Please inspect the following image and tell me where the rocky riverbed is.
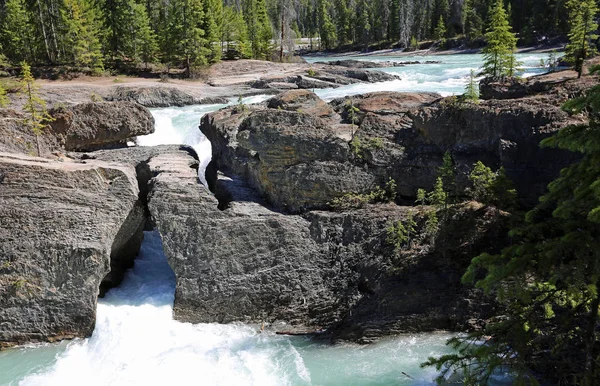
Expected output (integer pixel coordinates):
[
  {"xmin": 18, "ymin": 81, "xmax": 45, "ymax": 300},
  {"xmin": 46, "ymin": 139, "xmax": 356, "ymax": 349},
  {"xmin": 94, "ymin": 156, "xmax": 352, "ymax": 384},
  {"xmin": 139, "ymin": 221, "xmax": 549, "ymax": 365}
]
[{"xmin": 0, "ymin": 61, "xmax": 596, "ymax": 348}]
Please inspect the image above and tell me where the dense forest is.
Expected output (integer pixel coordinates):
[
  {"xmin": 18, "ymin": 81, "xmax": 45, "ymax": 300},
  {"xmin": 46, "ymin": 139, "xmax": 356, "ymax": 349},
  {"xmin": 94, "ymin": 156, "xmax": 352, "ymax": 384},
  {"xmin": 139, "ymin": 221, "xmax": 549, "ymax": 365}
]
[{"xmin": 0, "ymin": 0, "xmax": 597, "ymax": 74}]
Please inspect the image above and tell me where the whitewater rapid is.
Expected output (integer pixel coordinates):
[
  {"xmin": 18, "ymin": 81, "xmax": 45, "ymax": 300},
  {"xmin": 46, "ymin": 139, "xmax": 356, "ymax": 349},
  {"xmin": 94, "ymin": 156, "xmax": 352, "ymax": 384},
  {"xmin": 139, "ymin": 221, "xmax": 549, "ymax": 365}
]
[{"xmin": 0, "ymin": 52, "xmax": 551, "ymax": 385}]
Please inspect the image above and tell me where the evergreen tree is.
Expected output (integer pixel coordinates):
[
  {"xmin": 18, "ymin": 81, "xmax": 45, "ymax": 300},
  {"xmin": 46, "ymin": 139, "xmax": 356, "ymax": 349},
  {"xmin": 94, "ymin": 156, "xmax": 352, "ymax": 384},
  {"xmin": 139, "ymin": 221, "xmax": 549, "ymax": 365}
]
[
  {"xmin": 317, "ymin": 0, "xmax": 337, "ymax": 50},
  {"xmin": 356, "ymin": 0, "xmax": 371, "ymax": 49},
  {"xmin": 424, "ymin": 66, "xmax": 600, "ymax": 386},
  {"xmin": 131, "ymin": 2, "xmax": 159, "ymax": 68},
  {"xmin": 1, "ymin": 0, "xmax": 34, "ymax": 63},
  {"xmin": 467, "ymin": 160, "xmax": 495, "ymax": 203},
  {"xmin": 202, "ymin": 0, "xmax": 222, "ymax": 62},
  {"xmin": 61, "ymin": 0, "xmax": 104, "ymax": 72},
  {"xmin": 462, "ymin": 0, "xmax": 482, "ymax": 40},
  {"xmin": 334, "ymin": 0, "xmax": 351, "ymax": 44},
  {"xmin": 481, "ymin": 0, "xmax": 519, "ymax": 78},
  {"xmin": 433, "ymin": 15, "xmax": 446, "ymax": 44},
  {"xmin": 464, "ymin": 69, "xmax": 479, "ymax": 102},
  {"xmin": 243, "ymin": 0, "xmax": 273, "ymax": 59},
  {"xmin": 565, "ymin": 0, "xmax": 599, "ymax": 78},
  {"xmin": 222, "ymin": 6, "xmax": 252, "ymax": 58},
  {"xmin": 19, "ymin": 62, "xmax": 53, "ymax": 156},
  {"xmin": 428, "ymin": 177, "xmax": 447, "ymax": 209}
]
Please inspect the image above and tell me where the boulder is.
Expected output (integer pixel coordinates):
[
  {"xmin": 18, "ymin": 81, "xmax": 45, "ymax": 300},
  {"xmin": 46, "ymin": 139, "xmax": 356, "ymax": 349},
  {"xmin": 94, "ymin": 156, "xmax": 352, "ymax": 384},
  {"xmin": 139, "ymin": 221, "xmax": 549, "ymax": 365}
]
[
  {"xmin": 106, "ymin": 86, "xmax": 205, "ymax": 107},
  {"xmin": 49, "ymin": 101, "xmax": 154, "ymax": 151},
  {"xmin": 145, "ymin": 147, "xmax": 499, "ymax": 336},
  {"xmin": 0, "ymin": 152, "xmax": 144, "ymax": 347},
  {"xmin": 205, "ymin": 90, "xmax": 579, "ymax": 211},
  {"xmin": 267, "ymin": 89, "xmax": 337, "ymax": 119}
]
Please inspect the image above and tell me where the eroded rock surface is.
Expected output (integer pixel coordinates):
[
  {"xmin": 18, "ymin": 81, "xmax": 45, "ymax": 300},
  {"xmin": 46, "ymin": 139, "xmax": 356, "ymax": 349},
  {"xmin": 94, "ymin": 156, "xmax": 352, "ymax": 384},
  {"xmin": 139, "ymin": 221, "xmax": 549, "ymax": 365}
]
[
  {"xmin": 204, "ymin": 90, "xmax": 578, "ymax": 211},
  {"xmin": 49, "ymin": 101, "xmax": 154, "ymax": 151},
  {"xmin": 0, "ymin": 152, "xmax": 144, "ymax": 347}
]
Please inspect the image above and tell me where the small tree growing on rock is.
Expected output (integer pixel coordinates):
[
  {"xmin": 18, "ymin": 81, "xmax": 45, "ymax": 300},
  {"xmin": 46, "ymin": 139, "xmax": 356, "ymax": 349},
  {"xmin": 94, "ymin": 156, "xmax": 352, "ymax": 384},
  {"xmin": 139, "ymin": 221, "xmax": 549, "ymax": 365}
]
[
  {"xmin": 464, "ymin": 69, "xmax": 479, "ymax": 102},
  {"xmin": 20, "ymin": 62, "xmax": 54, "ymax": 156}
]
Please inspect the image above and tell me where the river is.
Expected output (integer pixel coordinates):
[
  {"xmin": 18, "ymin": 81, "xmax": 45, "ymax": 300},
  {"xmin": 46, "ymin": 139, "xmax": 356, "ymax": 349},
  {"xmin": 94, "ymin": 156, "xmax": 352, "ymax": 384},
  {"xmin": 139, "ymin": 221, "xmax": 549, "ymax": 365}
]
[{"xmin": 0, "ymin": 52, "xmax": 549, "ymax": 385}]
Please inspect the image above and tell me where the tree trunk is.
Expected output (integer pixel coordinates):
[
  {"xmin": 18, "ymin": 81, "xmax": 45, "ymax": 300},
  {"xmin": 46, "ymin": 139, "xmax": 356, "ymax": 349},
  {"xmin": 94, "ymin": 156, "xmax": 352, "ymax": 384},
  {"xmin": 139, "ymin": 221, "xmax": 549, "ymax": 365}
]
[{"xmin": 280, "ymin": 11, "xmax": 285, "ymax": 62}]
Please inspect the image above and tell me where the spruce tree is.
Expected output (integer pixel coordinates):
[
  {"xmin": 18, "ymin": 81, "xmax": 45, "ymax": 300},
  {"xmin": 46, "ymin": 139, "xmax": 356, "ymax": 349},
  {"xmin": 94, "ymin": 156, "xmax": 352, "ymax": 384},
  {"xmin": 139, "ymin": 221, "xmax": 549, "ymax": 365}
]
[
  {"xmin": 20, "ymin": 62, "xmax": 53, "ymax": 156},
  {"xmin": 565, "ymin": 0, "xmax": 599, "ymax": 78},
  {"xmin": 481, "ymin": 0, "xmax": 519, "ymax": 78},
  {"xmin": 2, "ymin": 0, "xmax": 34, "ymax": 63},
  {"xmin": 317, "ymin": 0, "xmax": 337, "ymax": 50},
  {"xmin": 243, "ymin": 0, "xmax": 272, "ymax": 59},
  {"xmin": 464, "ymin": 69, "xmax": 479, "ymax": 102},
  {"xmin": 433, "ymin": 15, "xmax": 446, "ymax": 45},
  {"xmin": 61, "ymin": 0, "xmax": 104, "ymax": 72},
  {"xmin": 131, "ymin": 2, "xmax": 159, "ymax": 69}
]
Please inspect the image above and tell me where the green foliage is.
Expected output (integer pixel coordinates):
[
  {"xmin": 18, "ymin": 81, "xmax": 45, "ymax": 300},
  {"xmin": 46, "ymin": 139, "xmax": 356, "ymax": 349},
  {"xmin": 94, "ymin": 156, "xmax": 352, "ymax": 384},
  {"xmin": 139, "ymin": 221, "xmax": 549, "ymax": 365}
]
[
  {"xmin": 467, "ymin": 160, "xmax": 495, "ymax": 203},
  {"xmin": 462, "ymin": 0, "xmax": 482, "ymax": 40},
  {"xmin": 416, "ymin": 188, "xmax": 427, "ymax": 206},
  {"xmin": 540, "ymin": 50, "xmax": 559, "ymax": 72},
  {"xmin": 221, "ymin": 6, "xmax": 252, "ymax": 59},
  {"xmin": 438, "ymin": 150, "xmax": 456, "ymax": 201},
  {"xmin": 434, "ymin": 16, "xmax": 446, "ymax": 46},
  {"xmin": 20, "ymin": 62, "xmax": 54, "ymax": 156},
  {"xmin": 427, "ymin": 177, "xmax": 447, "ymax": 209},
  {"xmin": 463, "ymin": 69, "xmax": 479, "ymax": 102},
  {"xmin": 410, "ymin": 36, "xmax": 418, "ymax": 51},
  {"xmin": 243, "ymin": 0, "xmax": 273, "ymax": 59},
  {"xmin": 330, "ymin": 178, "xmax": 397, "ymax": 210},
  {"xmin": 481, "ymin": 0, "xmax": 520, "ymax": 78},
  {"xmin": 2, "ymin": 0, "xmax": 33, "ymax": 63},
  {"xmin": 61, "ymin": 0, "xmax": 104, "ymax": 72},
  {"xmin": 386, "ymin": 213, "xmax": 417, "ymax": 252},
  {"xmin": 317, "ymin": 0, "xmax": 337, "ymax": 50},
  {"xmin": 350, "ymin": 136, "xmax": 384, "ymax": 159},
  {"xmin": 307, "ymin": 67, "xmax": 316, "ymax": 77},
  {"xmin": 424, "ymin": 210, "xmax": 439, "ymax": 244},
  {"xmin": 0, "ymin": 83, "xmax": 8, "ymax": 107},
  {"xmin": 565, "ymin": 0, "xmax": 599, "ymax": 78},
  {"xmin": 424, "ymin": 69, "xmax": 600, "ymax": 386}
]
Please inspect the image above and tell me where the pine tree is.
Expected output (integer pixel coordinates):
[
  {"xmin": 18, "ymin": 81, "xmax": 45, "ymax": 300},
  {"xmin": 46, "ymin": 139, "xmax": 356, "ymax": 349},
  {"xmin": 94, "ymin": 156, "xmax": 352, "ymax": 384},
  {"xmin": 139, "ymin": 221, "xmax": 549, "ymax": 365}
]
[
  {"xmin": 462, "ymin": 0, "xmax": 482, "ymax": 40},
  {"xmin": 202, "ymin": 0, "xmax": 222, "ymax": 63},
  {"xmin": 334, "ymin": 0, "xmax": 351, "ymax": 44},
  {"xmin": 19, "ymin": 62, "xmax": 53, "ymax": 156},
  {"xmin": 61, "ymin": 0, "xmax": 104, "ymax": 72},
  {"xmin": 424, "ymin": 66, "xmax": 600, "ymax": 386},
  {"xmin": 481, "ymin": 0, "xmax": 519, "ymax": 78},
  {"xmin": 130, "ymin": 1, "xmax": 158, "ymax": 68},
  {"xmin": 438, "ymin": 150, "xmax": 456, "ymax": 201},
  {"xmin": 2, "ymin": 0, "xmax": 34, "ymax": 63},
  {"xmin": 243, "ymin": 0, "xmax": 272, "ymax": 59},
  {"xmin": 467, "ymin": 160, "xmax": 495, "ymax": 203},
  {"xmin": 317, "ymin": 0, "xmax": 337, "ymax": 50},
  {"xmin": 565, "ymin": 0, "xmax": 599, "ymax": 78},
  {"xmin": 464, "ymin": 69, "xmax": 479, "ymax": 102},
  {"xmin": 427, "ymin": 177, "xmax": 447, "ymax": 209},
  {"xmin": 433, "ymin": 15, "xmax": 446, "ymax": 45}
]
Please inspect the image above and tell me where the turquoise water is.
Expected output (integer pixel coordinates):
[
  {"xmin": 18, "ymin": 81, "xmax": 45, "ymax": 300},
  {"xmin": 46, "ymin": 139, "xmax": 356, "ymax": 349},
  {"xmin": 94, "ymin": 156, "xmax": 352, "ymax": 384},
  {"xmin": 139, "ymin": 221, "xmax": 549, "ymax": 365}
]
[
  {"xmin": 305, "ymin": 52, "xmax": 553, "ymax": 98},
  {"xmin": 0, "ymin": 53, "xmax": 544, "ymax": 385},
  {"xmin": 1, "ymin": 232, "xmax": 455, "ymax": 386}
]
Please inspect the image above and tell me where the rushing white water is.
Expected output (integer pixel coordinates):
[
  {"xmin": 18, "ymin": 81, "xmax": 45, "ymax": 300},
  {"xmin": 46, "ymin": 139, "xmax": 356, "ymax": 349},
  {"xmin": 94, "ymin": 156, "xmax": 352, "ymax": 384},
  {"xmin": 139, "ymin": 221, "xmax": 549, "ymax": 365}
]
[
  {"xmin": 1, "ymin": 231, "xmax": 455, "ymax": 386},
  {"xmin": 305, "ymin": 52, "xmax": 553, "ymax": 99},
  {"xmin": 1, "ymin": 53, "xmax": 551, "ymax": 385}
]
